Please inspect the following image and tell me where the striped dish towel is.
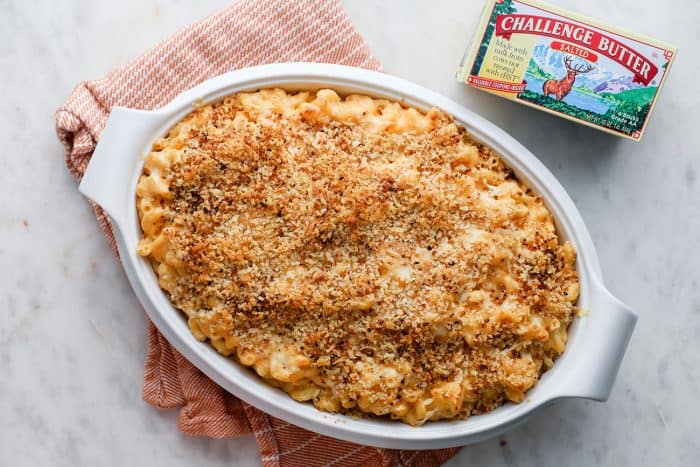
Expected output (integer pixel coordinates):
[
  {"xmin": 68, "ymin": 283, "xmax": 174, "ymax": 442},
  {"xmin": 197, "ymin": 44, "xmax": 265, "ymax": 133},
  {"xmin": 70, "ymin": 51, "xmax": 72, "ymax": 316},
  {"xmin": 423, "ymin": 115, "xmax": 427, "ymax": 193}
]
[{"xmin": 55, "ymin": 0, "xmax": 462, "ymax": 465}]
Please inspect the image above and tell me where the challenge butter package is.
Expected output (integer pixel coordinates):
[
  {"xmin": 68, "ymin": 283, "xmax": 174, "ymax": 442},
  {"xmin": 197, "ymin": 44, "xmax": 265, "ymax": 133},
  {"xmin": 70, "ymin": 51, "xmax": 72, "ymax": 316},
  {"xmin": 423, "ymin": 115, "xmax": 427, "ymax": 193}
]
[{"xmin": 457, "ymin": 0, "xmax": 677, "ymax": 141}]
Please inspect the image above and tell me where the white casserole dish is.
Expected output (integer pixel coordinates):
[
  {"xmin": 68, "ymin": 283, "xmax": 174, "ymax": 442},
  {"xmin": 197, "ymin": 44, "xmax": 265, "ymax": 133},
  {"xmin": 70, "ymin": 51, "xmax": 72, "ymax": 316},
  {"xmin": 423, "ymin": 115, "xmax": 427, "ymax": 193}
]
[{"xmin": 79, "ymin": 63, "xmax": 637, "ymax": 449}]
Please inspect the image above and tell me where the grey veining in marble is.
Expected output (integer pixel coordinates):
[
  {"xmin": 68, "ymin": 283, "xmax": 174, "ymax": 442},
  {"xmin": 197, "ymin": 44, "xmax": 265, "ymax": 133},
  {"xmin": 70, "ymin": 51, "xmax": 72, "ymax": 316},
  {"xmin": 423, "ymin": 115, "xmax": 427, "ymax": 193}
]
[{"xmin": 1, "ymin": 0, "xmax": 697, "ymax": 466}]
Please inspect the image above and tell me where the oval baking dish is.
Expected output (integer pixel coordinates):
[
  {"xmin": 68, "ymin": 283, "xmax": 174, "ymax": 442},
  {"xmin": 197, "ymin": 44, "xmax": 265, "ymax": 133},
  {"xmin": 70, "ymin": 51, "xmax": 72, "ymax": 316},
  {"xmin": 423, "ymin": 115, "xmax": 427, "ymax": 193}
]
[{"xmin": 79, "ymin": 63, "xmax": 637, "ymax": 449}]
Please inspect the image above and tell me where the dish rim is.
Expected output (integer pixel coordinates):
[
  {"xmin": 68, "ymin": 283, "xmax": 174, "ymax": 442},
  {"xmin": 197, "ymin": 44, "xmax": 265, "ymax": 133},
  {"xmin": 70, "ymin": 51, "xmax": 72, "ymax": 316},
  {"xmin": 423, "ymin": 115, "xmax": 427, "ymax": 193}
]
[{"xmin": 78, "ymin": 62, "xmax": 636, "ymax": 449}]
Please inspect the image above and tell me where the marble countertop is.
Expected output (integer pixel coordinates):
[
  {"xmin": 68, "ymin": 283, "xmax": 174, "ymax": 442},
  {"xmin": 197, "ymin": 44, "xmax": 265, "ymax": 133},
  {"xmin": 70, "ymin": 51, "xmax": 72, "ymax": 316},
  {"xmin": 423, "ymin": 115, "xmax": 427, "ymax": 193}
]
[{"xmin": 2, "ymin": 0, "xmax": 697, "ymax": 465}]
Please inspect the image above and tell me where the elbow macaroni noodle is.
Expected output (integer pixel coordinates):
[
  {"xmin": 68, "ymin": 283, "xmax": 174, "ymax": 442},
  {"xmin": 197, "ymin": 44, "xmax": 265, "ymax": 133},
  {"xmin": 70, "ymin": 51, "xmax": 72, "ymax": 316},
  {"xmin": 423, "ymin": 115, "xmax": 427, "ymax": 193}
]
[{"xmin": 136, "ymin": 88, "xmax": 579, "ymax": 425}]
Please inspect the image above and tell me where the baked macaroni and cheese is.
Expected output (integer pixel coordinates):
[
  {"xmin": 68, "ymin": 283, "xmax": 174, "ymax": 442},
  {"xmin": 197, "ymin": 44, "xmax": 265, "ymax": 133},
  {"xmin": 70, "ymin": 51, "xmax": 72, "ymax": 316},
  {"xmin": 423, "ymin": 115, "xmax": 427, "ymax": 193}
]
[{"xmin": 136, "ymin": 88, "xmax": 579, "ymax": 426}]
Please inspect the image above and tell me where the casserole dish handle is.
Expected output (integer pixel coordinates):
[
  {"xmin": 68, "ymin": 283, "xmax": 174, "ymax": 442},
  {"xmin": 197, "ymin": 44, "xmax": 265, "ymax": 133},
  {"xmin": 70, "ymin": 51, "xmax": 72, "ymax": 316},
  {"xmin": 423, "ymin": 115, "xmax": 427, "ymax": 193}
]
[
  {"xmin": 79, "ymin": 107, "xmax": 163, "ymax": 225},
  {"xmin": 560, "ymin": 280, "xmax": 637, "ymax": 401}
]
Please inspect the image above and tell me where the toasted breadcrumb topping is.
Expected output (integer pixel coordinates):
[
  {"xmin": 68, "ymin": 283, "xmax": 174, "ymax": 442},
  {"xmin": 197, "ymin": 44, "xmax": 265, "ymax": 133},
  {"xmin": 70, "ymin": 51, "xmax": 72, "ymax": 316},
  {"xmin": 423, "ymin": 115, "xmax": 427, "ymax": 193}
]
[{"xmin": 136, "ymin": 89, "xmax": 579, "ymax": 425}]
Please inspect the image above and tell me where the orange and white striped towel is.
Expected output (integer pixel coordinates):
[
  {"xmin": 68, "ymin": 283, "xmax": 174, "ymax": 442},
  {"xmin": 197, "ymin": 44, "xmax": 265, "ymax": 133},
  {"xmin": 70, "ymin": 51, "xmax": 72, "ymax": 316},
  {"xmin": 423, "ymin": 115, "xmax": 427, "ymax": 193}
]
[{"xmin": 55, "ymin": 1, "xmax": 462, "ymax": 465}]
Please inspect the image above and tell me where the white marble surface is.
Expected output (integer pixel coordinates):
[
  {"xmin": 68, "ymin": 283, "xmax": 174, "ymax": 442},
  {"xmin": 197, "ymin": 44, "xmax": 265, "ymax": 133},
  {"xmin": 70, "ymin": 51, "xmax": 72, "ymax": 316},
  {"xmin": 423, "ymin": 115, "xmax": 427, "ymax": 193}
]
[{"xmin": 1, "ymin": 0, "xmax": 698, "ymax": 465}]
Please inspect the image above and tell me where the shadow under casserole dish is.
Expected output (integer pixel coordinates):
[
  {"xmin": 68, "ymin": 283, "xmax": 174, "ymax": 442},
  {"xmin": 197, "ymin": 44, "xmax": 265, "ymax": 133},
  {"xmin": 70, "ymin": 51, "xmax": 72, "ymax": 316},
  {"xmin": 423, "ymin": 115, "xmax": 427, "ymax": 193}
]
[{"xmin": 136, "ymin": 88, "xmax": 579, "ymax": 426}]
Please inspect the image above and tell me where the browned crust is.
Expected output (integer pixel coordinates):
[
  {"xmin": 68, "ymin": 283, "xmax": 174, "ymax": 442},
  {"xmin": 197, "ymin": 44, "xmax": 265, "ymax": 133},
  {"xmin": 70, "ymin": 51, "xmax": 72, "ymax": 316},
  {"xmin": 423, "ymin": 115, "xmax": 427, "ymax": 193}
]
[{"xmin": 136, "ymin": 89, "xmax": 579, "ymax": 425}]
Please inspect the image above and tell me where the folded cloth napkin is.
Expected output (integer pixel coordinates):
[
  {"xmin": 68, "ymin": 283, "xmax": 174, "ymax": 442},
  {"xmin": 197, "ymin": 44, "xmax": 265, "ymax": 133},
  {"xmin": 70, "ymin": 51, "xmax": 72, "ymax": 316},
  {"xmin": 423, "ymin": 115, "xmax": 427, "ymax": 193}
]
[{"xmin": 56, "ymin": 1, "xmax": 462, "ymax": 465}]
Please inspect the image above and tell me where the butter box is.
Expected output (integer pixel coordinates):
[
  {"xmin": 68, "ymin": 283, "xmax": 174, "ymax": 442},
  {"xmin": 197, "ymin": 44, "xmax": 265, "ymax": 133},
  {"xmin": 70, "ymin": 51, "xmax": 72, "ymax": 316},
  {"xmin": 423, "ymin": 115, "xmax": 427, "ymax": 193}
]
[{"xmin": 457, "ymin": 0, "xmax": 677, "ymax": 141}]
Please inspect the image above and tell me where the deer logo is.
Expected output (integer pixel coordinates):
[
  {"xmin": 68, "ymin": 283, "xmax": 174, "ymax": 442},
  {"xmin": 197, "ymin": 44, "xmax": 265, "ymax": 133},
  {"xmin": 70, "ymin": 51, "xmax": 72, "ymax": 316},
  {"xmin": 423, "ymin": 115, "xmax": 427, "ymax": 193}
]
[{"xmin": 542, "ymin": 55, "xmax": 594, "ymax": 101}]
